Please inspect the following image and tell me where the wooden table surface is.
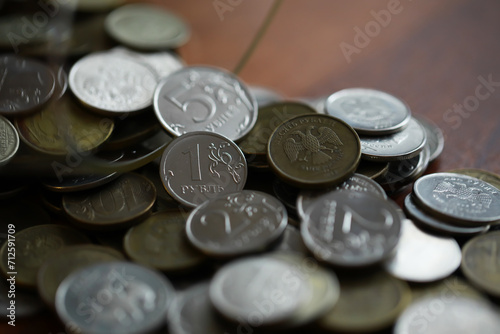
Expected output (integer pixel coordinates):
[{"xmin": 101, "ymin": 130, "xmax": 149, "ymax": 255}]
[{"xmin": 3, "ymin": 0, "xmax": 500, "ymax": 332}]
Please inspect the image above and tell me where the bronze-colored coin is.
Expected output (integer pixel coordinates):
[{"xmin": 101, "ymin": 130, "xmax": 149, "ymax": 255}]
[
  {"xmin": 62, "ymin": 173, "xmax": 156, "ymax": 231},
  {"xmin": 0, "ymin": 224, "xmax": 90, "ymax": 288},
  {"xmin": 267, "ymin": 114, "xmax": 361, "ymax": 188},
  {"xmin": 355, "ymin": 160, "xmax": 390, "ymax": 179},
  {"xmin": 37, "ymin": 244, "xmax": 124, "ymax": 308},
  {"xmin": 124, "ymin": 211, "xmax": 205, "ymax": 272},
  {"xmin": 449, "ymin": 168, "xmax": 500, "ymax": 190}
]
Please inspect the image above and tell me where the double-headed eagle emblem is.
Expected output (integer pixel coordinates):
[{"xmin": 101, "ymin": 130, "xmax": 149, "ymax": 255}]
[{"xmin": 284, "ymin": 126, "xmax": 343, "ymax": 165}]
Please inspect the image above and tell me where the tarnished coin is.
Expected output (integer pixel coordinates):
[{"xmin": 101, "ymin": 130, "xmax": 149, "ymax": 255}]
[
  {"xmin": 154, "ymin": 66, "xmax": 257, "ymax": 141},
  {"xmin": 105, "ymin": 3, "xmax": 190, "ymax": 50},
  {"xmin": 124, "ymin": 211, "xmax": 205, "ymax": 272},
  {"xmin": 384, "ymin": 219, "xmax": 461, "ymax": 282},
  {"xmin": 0, "ymin": 115, "xmax": 19, "ymax": 166},
  {"xmin": 0, "ymin": 224, "xmax": 90, "ymax": 288},
  {"xmin": 413, "ymin": 173, "xmax": 500, "ymax": 226},
  {"xmin": 319, "ymin": 271, "xmax": 411, "ymax": 332},
  {"xmin": 55, "ymin": 261, "xmax": 175, "ymax": 334},
  {"xmin": 160, "ymin": 131, "xmax": 247, "ymax": 207},
  {"xmin": 449, "ymin": 168, "xmax": 500, "ymax": 190},
  {"xmin": 42, "ymin": 172, "xmax": 119, "ymax": 193},
  {"xmin": 69, "ymin": 51, "xmax": 157, "ymax": 114},
  {"xmin": 37, "ymin": 245, "xmax": 125, "ymax": 308},
  {"xmin": 186, "ymin": 190, "xmax": 287, "ymax": 257},
  {"xmin": 355, "ymin": 160, "xmax": 390, "ymax": 179},
  {"xmin": 62, "ymin": 173, "xmax": 156, "ymax": 231},
  {"xmin": 0, "ymin": 55, "xmax": 55, "ymax": 116},
  {"xmin": 461, "ymin": 231, "xmax": 500, "ymax": 297},
  {"xmin": 325, "ymin": 88, "xmax": 411, "ymax": 135},
  {"xmin": 301, "ymin": 190, "xmax": 403, "ymax": 267},
  {"xmin": 249, "ymin": 85, "xmax": 284, "ymax": 108},
  {"xmin": 267, "ymin": 114, "xmax": 361, "ymax": 189},
  {"xmin": 414, "ymin": 114, "xmax": 444, "ymax": 162},
  {"xmin": 360, "ymin": 117, "xmax": 427, "ymax": 161}
]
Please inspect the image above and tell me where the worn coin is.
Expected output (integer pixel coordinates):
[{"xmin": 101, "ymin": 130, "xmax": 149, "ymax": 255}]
[
  {"xmin": 42, "ymin": 172, "xmax": 119, "ymax": 193},
  {"xmin": 187, "ymin": 190, "xmax": 287, "ymax": 257},
  {"xmin": 325, "ymin": 88, "xmax": 411, "ymax": 135},
  {"xmin": 414, "ymin": 114, "xmax": 444, "ymax": 162},
  {"xmin": 449, "ymin": 168, "xmax": 500, "ymax": 190},
  {"xmin": 160, "ymin": 131, "xmax": 247, "ymax": 207},
  {"xmin": 355, "ymin": 160, "xmax": 390, "ymax": 179},
  {"xmin": 0, "ymin": 115, "xmax": 19, "ymax": 166},
  {"xmin": 267, "ymin": 114, "xmax": 361, "ymax": 189},
  {"xmin": 249, "ymin": 85, "xmax": 284, "ymax": 108},
  {"xmin": 154, "ymin": 66, "xmax": 257, "ymax": 141}
]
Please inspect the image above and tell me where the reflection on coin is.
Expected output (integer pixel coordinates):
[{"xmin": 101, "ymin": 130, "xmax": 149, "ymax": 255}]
[
  {"xmin": 301, "ymin": 191, "xmax": 402, "ymax": 267},
  {"xmin": 249, "ymin": 85, "xmax": 284, "ymax": 108},
  {"xmin": 384, "ymin": 219, "xmax": 461, "ymax": 282},
  {"xmin": 42, "ymin": 172, "xmax": 119, "ymax": 193},
  {"xmin": 160, "ymin": 131, "xmax": 247, "ymax": 207},
  {"xmin": 187, "ymin": 190, "xmax": 287, "ymax": 257},
  {"xmin": 0, "ymin": 115, "xmax": 19, "ymax": 166},
  {"xmin": 267, "ymin": 114, "xmax": 361, "ymax": 189},
  {"xmin": 449, "ymin": 168, "xmax": 500, "ymax": 190},
  {"xmin": 37, "ymin": 245, "xmax": 125, "ymax": 308},
  {"xmin": 325, "ymin": 88, "xmax": 411, "ymax": 135},
  {"xmin": 461, "ymin": 231, "xmax": 500, "ymax": 297},
  {"xmin": 414, "ymin": 115, "xmax": 444, "ymax": 162},
  {"xmin": 0, "ymin": 224, "xmax": 90, "ymax": 288},
  {"xmin": 355, "ymin": 160, "xmax": 389, "ymax": 179},
  {"xmin": 55, "ymin": 261, "xmax": 175, "ymax": 334},
  {"xmin": 154, "ymin": 66, "xmax": 257, "ymax": 141}
]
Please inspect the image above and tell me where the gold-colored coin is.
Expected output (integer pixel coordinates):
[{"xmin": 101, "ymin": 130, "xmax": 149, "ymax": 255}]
[
  {"xmin": 37, "ymin": 244, "xmax": 124, "ymax": 308},
  {"xmin": 0, "ymin": 225, "xmax": 90, "ymax": 288},
  {"xmin": 449, "ymin": 168, "xmax": 500, "ymax": 190},
  {"xmin": 124, "ymin": 211, "xmax": 205, "ymax": 272},
  {"xmin": 267, "ymin": 114, "xmax": 361, "ymax": 188},
  {"xmin": 62, "ymin": 173, "xmax": 156, "ymax": 231}
]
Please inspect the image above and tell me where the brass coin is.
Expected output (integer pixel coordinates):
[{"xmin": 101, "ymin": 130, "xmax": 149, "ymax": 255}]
[
  {"xmin": 37, "ymin": 244, "xmax": 124, "ymax": 308},
  {"xmin": 124, "ymin": 211, "xmax": 205, "ymax": 272},
  {"xmin": 267, "ymin": 114, "xmax": 361, "ymax": 188},
  {"xmin": 62, "ymin": 173, "xmax": 156, "ymax": 231},
  {"xmin": 449, "ymin": 168, "xmax": 500, "ymax": 190},
  {"xmin": 0, "ymin": 224, "xmax": 90, "ymax": 288}
]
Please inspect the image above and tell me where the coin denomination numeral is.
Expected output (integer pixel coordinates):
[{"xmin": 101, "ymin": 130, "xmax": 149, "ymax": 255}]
[
  {"xmin": 183, "ymin": 144, "xmax": 202, "ymax": 181},
  {"xmin": 164, "ymin": 87, "xmax": 216, "ymax": 123},
  {"xmin": 200, "ymin": 210, "xmax": 251, "ymax": 236}
]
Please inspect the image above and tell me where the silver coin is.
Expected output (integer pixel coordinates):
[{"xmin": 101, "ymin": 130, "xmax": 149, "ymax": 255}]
[
  {"xmin": 160, "ymin": 131, "xmax": 247, "ymax": 208},
  {"xmin": 325, "ymin": 88, "xmax": 411, "ymax": 135},
  {"xmin": 301, "ymin": 190, "xmax": 403, "ymax": 267},
  {"xmin": 297, "ymin": 173, "xmax": 387, "ymax": 219},
  {"xmin": 55, "ymin": 261, "xmax": 175, "ymax": 334},
  {"xmin": 41, "ymin": 172, "xmax": 119, "ymax": 193},
  {"xmin": 249, "ymin": 85, "xmax": 284, "ymax": 108},
  {"xmin": 413, "ymin": 115, "xmax": 444, "ymax": 162},
  {"xmin": 69, "ymin": 51, "xmax": 157, "ymax": 114},
  {"xmin": 186, "ymin": 190, "xmax": 287, "ymax": 256},
  {"xmin": 154, "ymin": 66, "xmax": 257, "ymax": 141},
  {"xmin": 383, "ymin": 219, "xmax": 461, "ymax": 282},
  {"xmin": 413, "ymin": 173, "xmax": 500, "ymax": 225},
  {"xmin": 360, "ymin": 117, "xmax": 427, "ymax": 161},
  {"xmin": 0, "ymin": 115, "xmax": 19, "ymax": 166}
]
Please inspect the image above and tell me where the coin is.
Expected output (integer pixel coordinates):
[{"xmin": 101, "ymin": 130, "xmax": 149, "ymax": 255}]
[
  {"xmin": 0, "ymin": 224, "xmax": 90, "ymax": 288},
  {"xmin": 325, "ymin": 88, "xmax": 411, "ymax": 135},
  {"xmin": 186, "ymin": 190, "xmax": 287, "ymax": 257},
  {"xmin": 0, "ymin": 15, "xmax": 53, "ymax": 49},
  {"xmin": 42, "ymin": 172, "xmax": 119, "ymax": 193},
  {"xmin": 271, "ymin": 225, "xmax": 309, "ymax": 255},
  {"xmin": 0, "ymin": 55, "xmax": 55, "ymax": 116},
  {"xmin": 414, "ymin": 114, "xmax": 444, "ymax": 162},
  {"xmin": 160, "ymin": 131, "xmax": 247, "ymax": 207},
  {"xmin": 55, "ymin": 261, "xmax": 175, "ymax": 334},
  {"xmin": 62, "ymin": 173, "xmax": 156, "ymax": 231},
  {"xmin": 0, "ymin": 115, "xmax": 19, "ymax": 166},
  {"xmin": 69, "ymin": 51, "xmax": 157, "ymax": 114},
  {"xmin": 272, "ymin": 177, "xmax": 300, "ymax": 217},
  {"xmin": 105, "ymin": 3, "xmax": 190, "ymax": 50},
  {"xmin": 355, "ymin": 159, "xmax": 390, "ymax": 179},
  {"xmin": 301, "ymin": 190, "xmax": 403, "ymax": 267},
  {"xmin": 154, "ymin": 66, "xmax": 257, "ymax": 142},
  {"xmin": 449, "ymin": 168, "xmax": 500, "ymax": 190},
  {"xmin": 384, "ymin": 219, "xmax": 461, "ymax": 282},
  {"xmin": 37, "ymin": 244, "xmax": 125, "ymax": 309},
  {"xmin": 267, "ymin": 114, "xmax": 361, "ymax": 189},
  {"xmin": 461, "ymin": 231, "xmax": 500, "ymax": 297},
  {"xmin": 413, "ymin": 172, "xmax": 500, "ymax": 226},
  {"xmin": 360, "ymin": 117, "xmax": 427, "ymax": 161},
  {"xmin": 249, "ymin": 85, "xmax": 284, "ymax": 108},
  {"xmin": 409, "ymin": 276, "xmax": 485, "ymax": 302},
  {"xmin": 124, "ymin": 211, "xmax": 205, "ymax": 272}
]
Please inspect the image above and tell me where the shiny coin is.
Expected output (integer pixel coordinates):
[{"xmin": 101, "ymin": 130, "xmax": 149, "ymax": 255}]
[
  {"xmin": 62, "ymin": 173, "xmax": 156, "ymax": 231},
  {"xmin": 187, "ymin": 190, "xmax": 287, "ymax": 257},
  {"xmin": 249, "ymin": 85, "xmax": 284, "ymax": 108},
  {"xmin": 414, "ymin": 114, "xmax": 444, "ymax": 162},
  {"xmin": 154, "ymin": 66, "xmax": 257, "ymax": 141},
  {"xmin": 37, "ymin": 245, "xmax": 125, "ymax": 308},
  {"xmin": 0, "ymin": 115, "xmax": 19, "ymax": 166},
  {"xmin": 160, "ymin": 131, "xmax": 247, "ymax": 207},
  {"xmin": 55, "ymin": 261, "xmax": 175, "ymax": 334},
  {"xmin": 267, "ymin": 114, "xmax": 361, "ymax": 189},
  {"xmin": 413, "ymin": 172, "xmax": 500, "ymax": 226},
  {"xmin": 69, "ymin": 51, "xmax": 157, "ymax": 114},
  {"xmin": 449, "ymin": 168, "xmax": 500, "ymax": 190},
  {"xmin": 325, "ymin": 88, "xmax": 411, "ymax": 135},
  {"xmin": 42, "ymin": 172, "xmax": 119, "ymax": 193},
  {"xmin": 105, "ymin": 3, "xmax": 190, "ymax": 50},
  {"xmin": 301, "ymin": 190, "xmax": 403, "ymax": 267},
  {"xmin": 355, "ymin": 159, "xmax": 390, "ymax": 179},
  {"xmin": 124, "ymin": 211, "xmax": 205, "ymax": 272},
  {"xmin": 384, "ymin": 219, "xmax": 461, "ymax": 282},
  {"xmin": 0, "ymin": 224, "xmax": 90, "ymax": 288},
  {"xmin": 0, "ymin": 55, "xmax": 55, "ymax": 116},
  {"xmin": 360, "ymin": 117, "xmax": 427, "ymax": 161},
  {"xmin": 461, "ymin": 231, "xmax": 500, "ymax": 297}
]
